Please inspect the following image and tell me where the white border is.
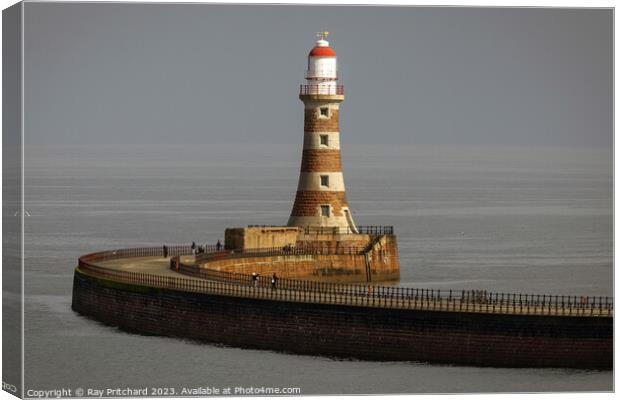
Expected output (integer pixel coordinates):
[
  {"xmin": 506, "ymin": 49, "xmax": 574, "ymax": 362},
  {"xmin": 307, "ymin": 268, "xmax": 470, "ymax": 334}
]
[{"xmin": 0, "ymin": 2, "xmax": 615, "ymax": 400}]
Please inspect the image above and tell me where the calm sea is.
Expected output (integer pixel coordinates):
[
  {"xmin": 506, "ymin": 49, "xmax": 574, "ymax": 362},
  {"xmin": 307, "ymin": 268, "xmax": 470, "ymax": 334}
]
[{"xmin": 23, "ymin": 144, "xmax": 612, "ymax": 393}]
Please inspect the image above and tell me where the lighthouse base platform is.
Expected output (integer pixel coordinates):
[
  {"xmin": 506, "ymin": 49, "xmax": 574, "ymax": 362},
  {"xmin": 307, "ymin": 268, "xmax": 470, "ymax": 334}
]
[{"xmin": 217, "ymin": 226, "xmax": 400, "ymax": 283}]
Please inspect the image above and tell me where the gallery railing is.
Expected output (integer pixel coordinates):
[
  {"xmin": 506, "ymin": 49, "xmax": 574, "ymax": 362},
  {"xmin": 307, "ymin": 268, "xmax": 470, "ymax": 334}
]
[
  {"xmin": 77, "ymin": 246, "xmax": 613, "ymax": 317},
  {"xmin": 302, "ymin": 225, "xmax": 394, "ymax": 235},
  {"xmin": 299, "ymin": 84, "xmax": 344, "ymax": 95},
  {"xmin": 246, "ymin": 225, "xmax": 395, "ymax": 235},
  {"xmin": 357, "ymin": 226, "xmax": 394, "ymax": 235}
]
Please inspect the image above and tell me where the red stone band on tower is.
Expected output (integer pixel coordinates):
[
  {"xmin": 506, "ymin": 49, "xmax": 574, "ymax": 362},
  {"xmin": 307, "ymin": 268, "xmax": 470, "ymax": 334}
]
[{"xmin": 288, "ymin": 34, "xmax": 358, "ymax": 233}]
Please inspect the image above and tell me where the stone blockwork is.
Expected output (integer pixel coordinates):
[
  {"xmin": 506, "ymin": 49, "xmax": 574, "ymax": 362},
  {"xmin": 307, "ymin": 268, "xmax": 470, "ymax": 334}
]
[
  {"xmin": 220, "ymin": 228, "xmax": 400, "ymax": 283},
  {"xmin": 201, "ymin": 248, "xmax": 398, "ymax": 283},
  {"xmin": 225, "ymin": 227, "xmax": 301, "ymax": 250},
  {"xmin": 225, "ymin": 228, "xmax": 366, "ymax": 250},
  {"xmin": 202, "ymin": 254, "xmax": 367, "ymax": 282},
  {"xmin": 300, "ymin": 150, "xmax": 342, "ymax": 172},
  {"xmin": 304, "ymin": 109, "xmax": 340, "ymax": 132},
  {"xmin": 296, "ymin": 234, "xmax": 370, "ymax": 250},
  {"xmin": 365, "ymin": 235, "xmax": 400, "ymax": 282},
  {"xmin": 72, "ymin": 270, "xmax": 613, "ymax": 369},
  {"xmin": 291, "ymin": 191, "xmax": 348, "ymax": 217}
]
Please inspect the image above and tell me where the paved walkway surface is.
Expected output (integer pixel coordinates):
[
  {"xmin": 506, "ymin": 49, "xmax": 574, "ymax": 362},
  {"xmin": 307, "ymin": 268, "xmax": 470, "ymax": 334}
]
[
  {"xmin": 87, "ymin": 256, "xmax": 612, "ymax": 317},
  {"xmin": 98, "ymin": 256, "xmax": 195, "ymax": 277}
]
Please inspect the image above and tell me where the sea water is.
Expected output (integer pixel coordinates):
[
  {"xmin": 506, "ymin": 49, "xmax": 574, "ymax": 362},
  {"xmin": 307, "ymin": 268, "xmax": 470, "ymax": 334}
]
[{"xmin": 23, "ymin": 143, "xmax": 612, "ymax": 393}]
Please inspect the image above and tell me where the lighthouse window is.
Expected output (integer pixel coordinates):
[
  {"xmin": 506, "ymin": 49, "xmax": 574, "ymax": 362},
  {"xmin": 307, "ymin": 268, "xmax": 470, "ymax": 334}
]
[
  {"xmin": 320, "ymin": 135, "xmax": 329, "ymax": 146},
  {"xmin": 320, "ymin": 107, "xmax": 329, "ymax": 117},
  {"xmin": 320, "ymin": 205, "xmax": 330, "ymax": 217},
  {"xmin": 320, "ymin": 175, "xmax": 329, "ymax": 187}
]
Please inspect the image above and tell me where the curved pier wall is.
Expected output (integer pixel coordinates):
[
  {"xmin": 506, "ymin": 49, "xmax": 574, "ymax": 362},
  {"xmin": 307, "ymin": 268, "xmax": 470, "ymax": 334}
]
[
  {"xmin": 72, "ymin": 269, "xmax": 612, "ymax": 369},
  {"xmin": 201, "ymin": 254, "xmax": 368, "ymax": 282},
  {"xmin": 201, "ymin": 236, "xmax": 400, "ymax": 283}
]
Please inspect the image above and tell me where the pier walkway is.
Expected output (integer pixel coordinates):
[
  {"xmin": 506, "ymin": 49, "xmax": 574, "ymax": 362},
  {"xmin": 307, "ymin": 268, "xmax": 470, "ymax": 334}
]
[{"xmin": 78, "ymin": 246, "xmax": 614, "ymax": 318}]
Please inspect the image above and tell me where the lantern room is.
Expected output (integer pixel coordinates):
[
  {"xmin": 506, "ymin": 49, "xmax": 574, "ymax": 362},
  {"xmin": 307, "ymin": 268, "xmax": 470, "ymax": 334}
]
[{"xmin": 302, "ymin": 32, "xmax": 340, "ymax": 95}]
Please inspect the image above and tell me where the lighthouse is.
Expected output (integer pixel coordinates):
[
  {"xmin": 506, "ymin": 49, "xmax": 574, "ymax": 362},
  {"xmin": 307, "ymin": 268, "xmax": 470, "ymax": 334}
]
[{"xmin": 288, "ymin": 33, "xmax": 358, "ymax": 233}]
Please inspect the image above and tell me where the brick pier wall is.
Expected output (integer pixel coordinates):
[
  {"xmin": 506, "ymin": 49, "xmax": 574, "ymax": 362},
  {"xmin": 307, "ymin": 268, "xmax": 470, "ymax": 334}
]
[{"xmin": 72, "ymin": 270, "xmax": 612, "ymax": 369}]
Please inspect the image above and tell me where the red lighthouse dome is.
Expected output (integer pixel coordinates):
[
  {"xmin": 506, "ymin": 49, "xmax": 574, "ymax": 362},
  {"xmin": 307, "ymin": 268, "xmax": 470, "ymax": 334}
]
[
  {"xmin": 309, "ymin": 38, "xmax": 336, "ymax": 57},
  {"xmin": 309, "ymin": 45, "xmax": 336, "ymax": 57}
]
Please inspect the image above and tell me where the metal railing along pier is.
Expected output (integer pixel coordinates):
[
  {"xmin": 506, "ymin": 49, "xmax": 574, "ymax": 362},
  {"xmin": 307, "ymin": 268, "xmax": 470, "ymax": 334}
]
[{"xmin": 77, "ymin": 245, "xmax": 614, "ymax": 318}]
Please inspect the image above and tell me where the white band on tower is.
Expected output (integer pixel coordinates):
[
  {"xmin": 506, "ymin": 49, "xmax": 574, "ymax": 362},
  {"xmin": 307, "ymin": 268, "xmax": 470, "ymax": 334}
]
[
  {"xmin": 303, "ymin": 132, "xmax": 341, "ymax": 150},
  {"xmin": 296, "ymin": 172, "xmax": 346, "ymax": 192}
]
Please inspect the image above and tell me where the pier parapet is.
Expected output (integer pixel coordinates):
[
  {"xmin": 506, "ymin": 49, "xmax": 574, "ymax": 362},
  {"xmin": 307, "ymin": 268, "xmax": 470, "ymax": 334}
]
[{"xmin": 72, "ymin": 245, "xmax": 613, "ymax": 370}]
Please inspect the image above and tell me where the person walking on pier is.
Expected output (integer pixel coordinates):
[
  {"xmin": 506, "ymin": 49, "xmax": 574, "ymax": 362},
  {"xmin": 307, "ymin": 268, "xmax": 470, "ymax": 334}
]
[
  {"xmin": 163, "ymin": 245, "xmax": 168, "ymax": 258},
  {"xmin": 216, "ymin": 240, "xmax": 222, "ymax": 251},
  {"xmin": 271, "ymin": 273, "xmax": 278, "ymax": 290},
  {"xmin": 252, "ymin": 272, "xmax": 258, "ymax": 287}
]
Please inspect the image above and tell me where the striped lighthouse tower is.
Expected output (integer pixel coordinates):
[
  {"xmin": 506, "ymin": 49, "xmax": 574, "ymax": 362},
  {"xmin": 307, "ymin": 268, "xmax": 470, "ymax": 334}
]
[{"xmin": 288, "ymin": 33, "xmax": 358, "ymax": 233}]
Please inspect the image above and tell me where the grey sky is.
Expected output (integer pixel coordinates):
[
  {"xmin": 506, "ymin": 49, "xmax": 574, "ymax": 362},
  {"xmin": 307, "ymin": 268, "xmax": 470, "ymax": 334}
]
[{"xmin": 24, "ymin": 3, "xmax": 612, "ymax": 147}]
